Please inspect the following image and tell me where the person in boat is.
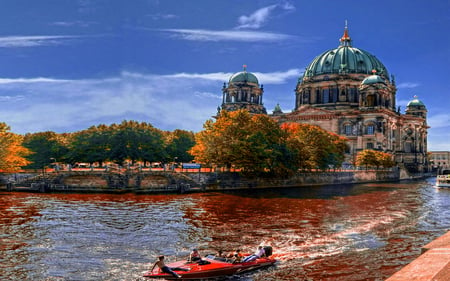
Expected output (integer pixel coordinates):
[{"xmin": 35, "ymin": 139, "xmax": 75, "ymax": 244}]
[
  {"xmin": 242, "ymin": 246, "xmax": 265, "ymax": 262},
  {"xmin": 217, "ymin": 249, "xmax": 225, "ymax": 258},
  {"xmin": 188, "ymin": 248, "xmax": 202, "ymax": 262},
  {"xmin": 150, "ymin": 255, "xmax": 181, "ymax": 279},
  {"xmin": 228, "ymin": 249, "xmax": 244, "ymax": 263}
]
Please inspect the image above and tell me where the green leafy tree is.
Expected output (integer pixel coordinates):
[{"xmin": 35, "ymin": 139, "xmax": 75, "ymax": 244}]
[
  {"xmin": 164, "ymin": 129, "xmax": 195, "ymax": 163},
  {"xmin": 108, "ymin": 121, "xmax": 166, "ymax": 165},
  {"xmin": 23, "ymin": 131, "xmax": 68, "ymax": 170},
  {"xmin": 67, "ymin": 124, "xmax": 112, "ymax": 166}
]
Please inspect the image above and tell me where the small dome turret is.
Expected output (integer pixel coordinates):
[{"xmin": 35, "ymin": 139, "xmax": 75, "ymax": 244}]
[
  {"xmin": 362, "ymin": 74, "xmax": 386, "ymax": 85},
  {"xmin": 406, "ymin": 95, "xmax": 427, "ymax": 118},
  {"xmin": 407, "ymin": 95, "xmax": 426, "ymax": 108},
  {"xmin": 229, "ymin": 65, "xmax": 259, "ymax": 84},
  {"xmin": 220, "ymin": 65, "xmax": 266, "ymax": 114}
]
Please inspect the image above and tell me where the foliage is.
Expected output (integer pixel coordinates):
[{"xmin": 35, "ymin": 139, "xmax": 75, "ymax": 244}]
[
  {"xmin": 281, "ymin": 123, "xmax": 347, "ymax": 170},
  {"xmin": 22, "ymin": 131, "xmax": 68, "ymax": 170},
  {"xmin": 190, "ymin": 110, "xmax": 293, "ymax": 175},
  {"xmin": 66, "ymin": 124, "xmax": 112, "ymax": 166},
  {"xmin": 164, "ymin": 129, "xmax": 195, "ymax": 163},
  {"xmin": 68, "ymin": 121, "xmax": 166, "ymax": 166},
  {"xmin": 0, "ymin": 123, "xmax": 30, "ymax": 172},
  {"xmin": 355, "ymin": 149, "xmax": 395, "ymax": 169},
  {"xmin": 189, "ymin": 110, "xmax": 347, "ymax": 175}
]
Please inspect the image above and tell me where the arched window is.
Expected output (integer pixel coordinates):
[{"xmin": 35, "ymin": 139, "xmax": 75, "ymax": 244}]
[
  {"xmin": 344, "ymin": 124, "xmax": 353, "ymax": 136},
  {"xmin": 366, "ymin": 124, "xmax": 375, "ymax": 135}
]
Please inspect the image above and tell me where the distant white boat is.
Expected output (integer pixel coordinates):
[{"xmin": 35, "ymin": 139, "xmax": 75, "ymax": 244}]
[{"xmin": 436, "ymin": 170, "xmax": 450, "ymax": 188}]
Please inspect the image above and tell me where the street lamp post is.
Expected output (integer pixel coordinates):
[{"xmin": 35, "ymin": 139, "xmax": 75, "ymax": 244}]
[{"xmin": 173, "ymin": 157, "xmax": 178, "ymax": 171}]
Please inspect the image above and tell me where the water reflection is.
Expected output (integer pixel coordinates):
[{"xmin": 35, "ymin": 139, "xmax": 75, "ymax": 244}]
[{"xmin": 0, "ymin": 179, "xmax": 449, "ymax": 280}]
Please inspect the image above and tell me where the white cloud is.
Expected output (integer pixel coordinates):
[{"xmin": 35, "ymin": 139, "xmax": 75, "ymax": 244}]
[
  {"xmin": 50, "ymin": 21, "xmax": 95, "ymax": 27},
  {"xmin": 0, "ymin": 35, "xmax": 81, "ymax": 48},
  {"xmin": 236, "ymin": 5, "xmax": 278, "ymax": 29},
  {"xmin": 0, "ymin": 77, "xmax": 72, "ymax": 84},
  {"xmin": 236, "ymin": 2, "xmax": 296, "ymax": 29},
  {"xmin": 0, "ymin": 69, "xmax": 298, "ymax": 133},
  {"xmin": 161, "ymin": 29, "xmax": 294, "ymax": 42},
  {"xmin": 427, "ymin": 113, "xmax": 450, "ymax": 129},
  {"xmin": 149, "ymin": 13, "xmax": 178, "ymax": 20},
  {"xmin": 127, "ymin": 69, "xmax": 301, "ymax": 84},
  {"xmin": 397, "ymin": 82, "xmax": 420, "ymax": 89},
  {"xmin": 0, "ymin": 95, "xmax": 25, "ymax": 102},
  {"xmin": 254, "ymin": 69, "xmax": 301, "ymax": 84}
]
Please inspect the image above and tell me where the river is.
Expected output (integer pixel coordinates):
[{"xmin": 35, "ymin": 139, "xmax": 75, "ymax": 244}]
[{"xmin": 0, "ymin": 177, "xmax": 448, "ymax": 280}]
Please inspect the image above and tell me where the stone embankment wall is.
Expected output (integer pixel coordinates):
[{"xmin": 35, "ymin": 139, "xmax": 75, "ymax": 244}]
[
  {"xmin": 187, "ymin": 169, "xmax": 401, "ymax": 191},
  {"xmin": 0, "ymin": 167, "xmax": 428, "ymax": 193}
]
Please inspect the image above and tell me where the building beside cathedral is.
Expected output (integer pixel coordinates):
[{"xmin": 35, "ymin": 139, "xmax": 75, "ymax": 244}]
[{"xmin": 219, "ymin": 26, "xmax": 429, "ymax": 173}]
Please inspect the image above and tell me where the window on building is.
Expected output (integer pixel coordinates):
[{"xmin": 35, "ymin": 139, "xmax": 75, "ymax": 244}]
[
  {"xmin": 366, "ymin": 125, "xmax": 375, "ymax": 135},
  {"xmin": 323, "ymin": 88, "xmax": 329, "ymax": 103},
  {"xmin": 344, "ymin": 124, "xmax": 352, "ymax": 136},
  {"xmin": 331, "ymin": 88, "xmax": 338, "ymax": 102},
  {"xmin": 404, "ymin": 142, "xmax": 412, "ymax": 153},
  {"xmin": 366, "ymin": 143, "xmax": 374, "ymax": 149},
  {"xmin": 350, "ymin": 88, "xmax": 358, "ymax": 102}
]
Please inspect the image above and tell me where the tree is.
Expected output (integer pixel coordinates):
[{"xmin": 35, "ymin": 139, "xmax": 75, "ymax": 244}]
[
  {"xmin": 67, "ymin": 125, "xmax": 112, "ymax": 166},
  {"xmin": 164, "ymin": 129, "xmax": 195, "ymax": 163},
  {"xmin": 108, "ymin": 120, "xmax": 166, "ymax": 165},
  {"xmin": 23, "ymin": 131, "xmax": 68, "ymax": 170},
  {"xmin": 281, "ymin": 123, "xmax": 347, "ymax": 171},
  {"xmin": 190, "ymin": 110, "xmax": 293, "ymax": 175},
  {"xmin": 0, "ymin": 123, "xmax": 30, "ymax": 172},
  {"xmin": 355, "ymin": 149, "xmax": 395, "ymax": 169}
]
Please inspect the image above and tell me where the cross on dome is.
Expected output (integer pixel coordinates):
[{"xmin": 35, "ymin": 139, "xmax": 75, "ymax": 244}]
[{"xmin": 339, "ymin": 20, "xmax": 352, "ymax": 47}]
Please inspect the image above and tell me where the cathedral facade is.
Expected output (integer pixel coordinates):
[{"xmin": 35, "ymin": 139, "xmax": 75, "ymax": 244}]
[{"xmin": 220, "ymin": 26, "xmax": 429, "ymax": 172}]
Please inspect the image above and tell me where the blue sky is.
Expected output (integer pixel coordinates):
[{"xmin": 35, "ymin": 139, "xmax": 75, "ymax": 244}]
[{"xmin": 0, "ymin": 0, "xmax": 449, "ymax": 151}]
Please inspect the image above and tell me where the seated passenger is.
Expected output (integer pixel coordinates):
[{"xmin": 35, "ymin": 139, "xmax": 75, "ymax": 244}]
[
  {"xmin": 242, "ymin": 246, "xmax": 265, "ymax": 262},
  {"xmin": 217, "ymin": 249, "xmax": 224, "ymax": 257},
  {"xmin": 188, "ymin": 248, "xmax": 202, "ymax": 262},
  {"xmin": 230, "ymin": 249, "xmax": 244, "ymax": 263},
  {"xmin": 150, "ymin": 255, "xmax": 181, "ymax": 279}
]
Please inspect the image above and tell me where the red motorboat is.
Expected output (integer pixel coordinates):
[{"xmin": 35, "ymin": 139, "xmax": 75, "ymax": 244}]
[{"xmin": 143, "ymin": 247, "xmax": 276, "ymax": 280}]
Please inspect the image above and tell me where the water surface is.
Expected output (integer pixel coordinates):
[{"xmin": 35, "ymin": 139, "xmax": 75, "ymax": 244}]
[{"xmin": 1, "ymin": 178, "xmax": 448, "ymax": 280}]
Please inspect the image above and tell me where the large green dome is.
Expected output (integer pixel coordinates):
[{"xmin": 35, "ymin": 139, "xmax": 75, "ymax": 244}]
[{"xmin": 303, "ymin": 27, "xmax": 389, "ymax": 79}]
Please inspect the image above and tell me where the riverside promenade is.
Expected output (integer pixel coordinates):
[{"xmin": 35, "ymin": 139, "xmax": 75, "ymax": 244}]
[{"xmin": 386, "ymin": 230, "xmax": 450, "ymax": 281}]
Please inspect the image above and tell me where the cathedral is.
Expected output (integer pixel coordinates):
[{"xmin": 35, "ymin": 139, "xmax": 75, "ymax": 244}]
[{"xmin": 219, "ymin": 25, "xmax": 429, "ymax": 172}]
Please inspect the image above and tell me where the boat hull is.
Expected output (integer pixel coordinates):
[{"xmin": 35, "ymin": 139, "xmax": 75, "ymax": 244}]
[
  {"xmin": 143, "ymin": 257, "xmax": 276, "ymax": 280},
  {"xmin": 436, "ymin": 175, "xmax": 450, "ymax": 188}
]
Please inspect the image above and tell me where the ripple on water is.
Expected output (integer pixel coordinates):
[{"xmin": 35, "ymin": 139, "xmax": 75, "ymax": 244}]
[{"xmin": 1, "ymin": 180, "xmax": 450, "ymax": 280}]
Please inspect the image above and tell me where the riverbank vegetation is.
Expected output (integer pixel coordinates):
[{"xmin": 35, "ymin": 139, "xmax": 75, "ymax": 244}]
[
  {"xmin": 189, "ymin": 110, "xmax": 348, "ymax": 176},
  {"xmin": 0, "ymin": 123, "xmax": 30, "ymax": 172},
  {"xmin": 0, "ymin": 112, "xmax": 395, "ymax": 174}
]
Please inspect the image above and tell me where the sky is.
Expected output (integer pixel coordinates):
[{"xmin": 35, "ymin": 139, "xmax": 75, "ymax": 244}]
[{"xmin": 0, "ymin": 0, "xmax": 449, "ymax": 151}]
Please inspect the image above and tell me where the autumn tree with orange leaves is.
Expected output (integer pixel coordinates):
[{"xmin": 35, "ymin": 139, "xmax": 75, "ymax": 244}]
[
  {"xmin": 355, "ymin": 149, "xmax": 395, "ymax": 169},
  {"xmin": 190, "ymin": 110, "xmax": 295, "ymax": 175},
  {"xmin": 190, "ymin": 110, "xmax": 348, "ymax": 175},
  {"xmin": 0, "ymin": 122, "xmax": 30, "ymax": 172},
  {"xmin": 281, "ymin": 122, "xmax": 348, "ymax": 170}
]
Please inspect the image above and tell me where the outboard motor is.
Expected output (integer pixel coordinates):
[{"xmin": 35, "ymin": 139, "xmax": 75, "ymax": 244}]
[{"xmin": 263, "ymin": 246, "xmax": 272, "ymax": 257}]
